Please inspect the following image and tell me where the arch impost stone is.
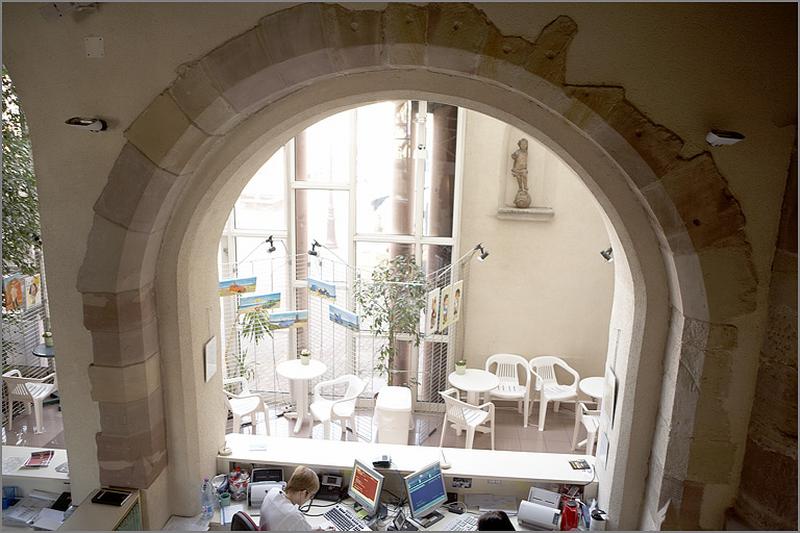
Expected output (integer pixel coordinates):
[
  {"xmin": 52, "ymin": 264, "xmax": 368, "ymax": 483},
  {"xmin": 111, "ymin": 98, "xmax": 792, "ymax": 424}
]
[
  {"xmin": 88, "ymin": 352, "xmax": 161, "ymax": 403},
  {"xmin": 77, "ymin": 214, "xmax": 163, "ymax": 295},
  {"xmin": 82, "ymin": 283, "xmax": 157, "ymax": 334}
]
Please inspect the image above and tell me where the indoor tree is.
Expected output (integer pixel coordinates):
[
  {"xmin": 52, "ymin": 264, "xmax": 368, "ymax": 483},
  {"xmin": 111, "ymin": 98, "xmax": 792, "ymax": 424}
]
[{"xmin": 354, "ymin": 254, "xmax": 427, "ymax": 386}]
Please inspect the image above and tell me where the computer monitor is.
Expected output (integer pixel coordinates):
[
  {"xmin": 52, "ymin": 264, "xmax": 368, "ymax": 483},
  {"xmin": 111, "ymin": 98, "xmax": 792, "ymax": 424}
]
[
  {"xmin": 348, "ymin": 459, "xmax": 385, "ymax": 517},
  {"xmin": 404, "ymin": 461, "xmax": 448, "ymax": 526}
]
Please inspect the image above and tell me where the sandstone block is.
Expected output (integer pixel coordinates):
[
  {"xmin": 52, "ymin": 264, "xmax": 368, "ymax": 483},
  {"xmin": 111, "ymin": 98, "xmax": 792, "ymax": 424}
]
[
  {"xmin": 426, "ymin": 3, "xmax": 492, "ymax": 74},
  {"xmin": 77, "ymin": 215, "xmax": 162, "ymax": 294},
  {"xmin": 749, "ymin": 358, "xmax": 798, "ymax": 436},
  {"xmin": 523, "ymin": 16, "xmax": 577, "ymax": 86},
  {"xmin": 125, "ymin": 92, "xmax": 210, "ymax": 175},
  {"xmin": 98, "ymin": 387, "xmax": 164, "ymax": 437},
  {"xmin": 672, "ymin": 252, "xmax": 711, "ymax": 320},
  {"xmin": 96, "ymin": 422, "xmax": 167, "ymax": 489},
  {"xmin": 82, "ymin": 284, "xmax": 157, "ymax": 334},
  {"xmin": 767, "ymin": 250, "xmax": 798, "ymax": 309},
  {"xmin": 382, "ymin": 3, "xmax": 428, "ymax": 66},
  {"xmin": 737, "ymin": 435, "xmax": 798, "ymax": 530},
  {"xmin": 94, "ymin": 143, "xmax": 179, "ymax": 234},
  {"xmin": 88, "ymin": 352, "xmax": 161, "ymax": 403},
  {"xmin": 661, "ymin": 154, "xmax": 746, "ymax": 250},
  {"xmin": 323, "ymin": 5, "xmax": 382, "ymax": 71},
  {"xmin": 640, "ymin": 182, "xmax": 693, "ymax": 254},
  {"xmin": 762, "ymin": 304, "xmax": 798, "ymax": 366},
  {"xmin": 201, "ymin": 29, "xmax": 288, "ymax": 114},
  {"xmin": 90, "ymin": 317, "xmax": 160, "ymax": 368},
  {"xmin": 687, "ymin": 437, "xmax": 737, "ymax": 484},
  {"xmin": 170, "ymin": 61, "xmax": 241, "ymax": 136},
  {"xmin": 697, "ymin": 246, "xmax": 758, "ymax": 320}
]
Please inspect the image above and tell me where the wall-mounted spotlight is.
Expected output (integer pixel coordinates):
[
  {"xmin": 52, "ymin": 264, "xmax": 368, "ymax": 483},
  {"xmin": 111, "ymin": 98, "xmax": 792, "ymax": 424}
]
[
  {"xmin": 308, "ymin": 239, "xmax": 321, "ymax": 257},
  {"xmin": 265, "ymin": 235, "xmax": 277, "ymax": 254},
  {"xmin": 600, "ymin": 247, "xmax": 614, "ymax": 262},
  {"xmin": 474, "ymin": 243, "xmax": 490, "ymax": 262},
  {"xmin": 705, "ymin": 129, "xmax": 744, "ymax": 147},
  {"xmin": 65, "ymin": 116, "xmax": 107, "ymax": 132}
]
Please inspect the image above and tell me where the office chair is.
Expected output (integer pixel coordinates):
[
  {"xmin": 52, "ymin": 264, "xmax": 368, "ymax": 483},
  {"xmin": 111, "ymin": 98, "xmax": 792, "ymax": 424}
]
[{"xmin": 230, "ymin": 510, "xmax": 259, "ymax": 531}]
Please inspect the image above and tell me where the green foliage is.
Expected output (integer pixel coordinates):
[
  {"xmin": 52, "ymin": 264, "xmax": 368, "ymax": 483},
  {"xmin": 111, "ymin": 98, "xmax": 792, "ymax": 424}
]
[
  {"xmin": 234, "ymin": 306, "xmax": 277, "ymax": 380},
  {"xmin": 2, "ymin": 66, "xmax": 40, "ymax": 276},
  {"xmin": 354, "ymin": 255, "xmax": 427, "ymax": 386}
]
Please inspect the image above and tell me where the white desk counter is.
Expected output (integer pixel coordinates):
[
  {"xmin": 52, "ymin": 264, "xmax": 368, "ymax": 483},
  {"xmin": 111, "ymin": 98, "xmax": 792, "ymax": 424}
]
[
  {"xmin": 219, "ymin": 433, "xmax": 595, "ymax": 486},
  {"xmin": 2, "ymin": 445, "xmax": 70, "ymax": 497}
]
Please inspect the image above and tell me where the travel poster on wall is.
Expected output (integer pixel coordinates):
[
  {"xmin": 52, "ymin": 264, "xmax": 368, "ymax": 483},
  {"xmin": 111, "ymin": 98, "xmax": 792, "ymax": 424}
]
[
  {"xmin": 450, "ymin": 280, "xmax": 464, "ymax": 326},
  {"xmin": 426, "ymin": 287, "xmax": 441, "ymax": 333},
  {"xmin": 25, "ymin": 274, "xmax": 42, "ymax": 309},
  {"xmin": 308, "ymin": 277, "xmax": 336, "ymax": 301},
  {"xmin": 328, "ymin": 304, "xmax": 360, "ymax": 332},
  {"xmin": 3, "ymin": 274, "xmax": 25, "ymax": 312},
  {"xmin": 439, "ymin": 285, "xmax": 453, "ymax": 330},
  {"xmin": 238, "ymin": 292, "xmax": 281, "ymax": 314},
  {"xmin": 218, "ymin": 276, "xmax": 257, "ymax": 297}
]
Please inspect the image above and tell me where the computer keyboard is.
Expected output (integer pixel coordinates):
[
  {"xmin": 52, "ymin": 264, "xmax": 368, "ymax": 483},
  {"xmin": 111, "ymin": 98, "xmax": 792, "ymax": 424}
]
[
  {"xmin": 324, "ymin": 505, "xmax": 369, "ymax": 531},
  {"xmin": 449, "ymin": 514, "xmax": 478, "ymax": 531}
]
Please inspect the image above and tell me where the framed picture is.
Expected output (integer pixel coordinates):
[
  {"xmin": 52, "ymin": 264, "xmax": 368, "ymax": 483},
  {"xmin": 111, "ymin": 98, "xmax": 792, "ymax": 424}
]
[
  {"xmin": 269, "ymin": 311, "xmax": 299, "ymax": 329},
  {"xmin": 218, "ymin": 276, "xmax": 257, "ymax": 297},
  {"xmin": 328, "ymin": 304, "xmax": 360, "ymax": 332},
  {"xmin": 25, "ymin": 274, "xmax": 42, "ymax": 309},
  {"xmin": 450, "ymin": 280, "xmax": 464, "ymax": 325},
  {"xmin": 204, "ymin": 336, "xmax": 217, "ymax": 383},
  {"xmin": 238, "ymin": 291, "xmax": 281, "ymax": 314},
  {"xmin": 426, "ymin": 287, "xmax": 441, "ymax": 333},
  {"xmin": 439, "ymin": 285, "xmax": 454, "ymax": 330},
  {"xmin": 308, "ymin": 277, "xmax": 337, "ymax": 301},
  {"xmin": 3, "ymin": 274, "xmax": 25, "ymax": 312},
  {"xmin": 601, "ymin": 366, "xmax": 618, "ymax": 429},
  {"xmin": 597, "ymin": 431, "xmax": 609, "ymax": 469}
]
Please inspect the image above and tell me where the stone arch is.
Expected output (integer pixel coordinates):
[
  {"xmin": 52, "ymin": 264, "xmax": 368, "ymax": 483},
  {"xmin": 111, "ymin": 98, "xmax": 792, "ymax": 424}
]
[{"xmin": 76, "ymin": 3, "xmax": 757, "ymax": 528}]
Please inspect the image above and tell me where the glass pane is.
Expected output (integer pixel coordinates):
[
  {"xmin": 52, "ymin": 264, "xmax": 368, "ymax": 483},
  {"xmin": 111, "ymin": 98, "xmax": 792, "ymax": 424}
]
[
  {"xmin": 423, "ymin": 104, "xmax": 457, "ymax": 237},
  {"xmin": 234, "ymin": 147, "xmax": 286, "ymax": 230},
  {"xmin": 296, "ymin": 111, "xmax": 353, "ymax": 184},
  {"xmin": 295, "ymin": 189, "xmax": 350, "ymax": 266},
  {"xmin": 421, "ymin": 244, "xmax": 452, "ymax": 277},
  {"xmin": 417, "ymin": 341, "xmax": 450, "ymax": 402},
  {"xmin": 355, "ymin": 242, "xmax": 414, "ymax": 276},
  {"xmin": 356, "ymin": 101, "xmax": 415, "ymax": 235}
]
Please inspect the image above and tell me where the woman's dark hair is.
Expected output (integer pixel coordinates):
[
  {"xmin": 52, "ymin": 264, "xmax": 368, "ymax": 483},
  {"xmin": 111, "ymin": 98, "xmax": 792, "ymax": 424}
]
[{"xmin": 478, "ymin": 510, "xmax": 516, "ymax": 531}]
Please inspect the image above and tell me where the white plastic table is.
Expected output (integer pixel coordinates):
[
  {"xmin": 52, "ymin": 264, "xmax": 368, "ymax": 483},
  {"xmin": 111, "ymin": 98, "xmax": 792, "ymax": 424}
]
[
  {"xmin": 276, "ymin": 359, "xmax": 327, "ymax": 433},
  {"xmin": 448, "ymin": 369, "xmax": 500, "ymax": 405},
  {"xmin": 579, "ymin": 376, "xmax": 604, "ymax": 404}
]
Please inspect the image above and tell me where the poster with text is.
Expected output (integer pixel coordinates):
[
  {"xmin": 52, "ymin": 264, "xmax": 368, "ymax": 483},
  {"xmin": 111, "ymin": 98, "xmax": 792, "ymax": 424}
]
[{"xmin": 25, "ymin": 274, "xmax": 42, "ymax": 309}]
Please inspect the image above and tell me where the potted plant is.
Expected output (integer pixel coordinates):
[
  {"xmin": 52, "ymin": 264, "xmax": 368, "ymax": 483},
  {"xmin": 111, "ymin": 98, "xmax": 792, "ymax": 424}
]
[
  {"xmin": 299, "ymin": 349, "xmax": 311, "ymax": 366},
  {"xmin": 42, "ymin": 331, "xmax": 54, "ymax": 348},
  {"xmin": 455, "ymin": 359, "xmax": 467, "ymax": 375},
  {"xmin": 354, "ymin": 255, "xmax": 427, "ymax": 386},
  {"xmin": 236, "ymin": 306, "xmax": 277, "ymax": 379}
]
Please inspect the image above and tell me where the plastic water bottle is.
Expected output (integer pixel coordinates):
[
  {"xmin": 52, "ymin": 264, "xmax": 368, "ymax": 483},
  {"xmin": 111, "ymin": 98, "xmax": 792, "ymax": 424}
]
[{"xmin": 200, "ymin": 477, "xmax": 215, "ymax": 520}]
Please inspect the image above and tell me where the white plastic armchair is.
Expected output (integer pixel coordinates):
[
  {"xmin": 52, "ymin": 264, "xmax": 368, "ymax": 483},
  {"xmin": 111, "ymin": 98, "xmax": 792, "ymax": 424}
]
[
  {"xmin": 528, "ymin": 356, "xmax": 580, "ymax": 431},
  {"xmin": 485, "ymin": 353, "xmax": 531, "ymax": 427},
  {"xmin": 223, "ymin": 377, "xmax": 270, "ymax": 435},
  {"xmin": 310, "ymin": 374, "xmax": 366, "ymax": 440},
  {"xmin": 2, "ymin": 369, "xmax": 58, "ymax": 434},
  {"xmin": 439, "ymin": 388, "xmax": 495, "ymax": 450},
  {"xmin": 571, "ymin": 401, "xmax": 601, "ymax": 455}
]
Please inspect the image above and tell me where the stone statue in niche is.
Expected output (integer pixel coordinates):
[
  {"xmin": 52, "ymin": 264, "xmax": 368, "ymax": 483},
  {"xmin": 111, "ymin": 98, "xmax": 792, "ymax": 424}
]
[{"xmin": 511, "ymin": 138, "xmax": 531, "ymax": 208}]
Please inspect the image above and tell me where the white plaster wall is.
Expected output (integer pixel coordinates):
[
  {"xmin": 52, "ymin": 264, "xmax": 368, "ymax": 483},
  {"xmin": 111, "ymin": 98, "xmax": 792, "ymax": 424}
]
[{"xmin": 459, "ymin": 110, "xmax": 614, "ymax": 379}]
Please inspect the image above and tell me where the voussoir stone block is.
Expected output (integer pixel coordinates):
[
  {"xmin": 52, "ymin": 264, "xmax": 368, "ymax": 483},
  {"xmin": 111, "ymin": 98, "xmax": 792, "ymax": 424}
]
[
  {"xmin": 698, "ymin": 246, "xmax": 758, "ymax": 320},
  {"xmin": 82, "ymin": 284, "xmax": 157, "ymax": 334},
  {"xmin": 323, "ymin": 4, "xmax": 382, "ymax": 72},
  {"xmin": 126, "ymin": 92, "xmax": 210, "ymax": 176},
  {"xmin": 382, "ymin": 3, "xmax": 428, "ymax": 66},
  {"xmin": 94, "ymin": 143, "xmax": 180, "ymax": 234},
  {"xmin": 91, "ymin": 317, "xmax": 160, "ymax": 367},
  {"xmin": 257, "ymin": 3, "xmax": 334, "ymax": 87},
  {"xmin": 96, "ymin": 422, "xmax": 167, "ymax": 489},
  {"xmin": 98, "ymin": 387, "xmax": 165, "ymax": 437},
  {"xmin": 661, "ymin": 154, "xmax": 746, "ymax": 250},
  {"xmin": 88, "ymin": 352, "xmax": 161, "ymax": 403},
  {"xmin": 77, "ymin": 215, "xmax": 162, "ymax": 294},
  {"xmin": 426, "ymin": 3, "xmax": 493, "ymax": 75},
  {"xmin": 170, "ymin": 61, "xmax": 242, "ymax": 136},
  {"xmin": 523, "ymin": 15, "xmax": 577, "ymax": 86}
]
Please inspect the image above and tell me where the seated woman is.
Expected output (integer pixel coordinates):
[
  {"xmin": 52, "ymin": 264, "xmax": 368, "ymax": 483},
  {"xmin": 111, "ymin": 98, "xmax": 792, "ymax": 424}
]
[
  {"xmin": 478, "ymin": 510, "xmax": 516, "ymax": 531},
  {"xmin": 259, "ymin": 466, "xmax": 320, "ymax": 531}
]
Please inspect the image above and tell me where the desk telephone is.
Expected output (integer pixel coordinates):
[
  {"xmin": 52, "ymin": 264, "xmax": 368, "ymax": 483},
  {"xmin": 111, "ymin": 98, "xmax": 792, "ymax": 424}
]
[{"xmin": 317, "ymin": 473, "xmax": 346, "ymax": 501}]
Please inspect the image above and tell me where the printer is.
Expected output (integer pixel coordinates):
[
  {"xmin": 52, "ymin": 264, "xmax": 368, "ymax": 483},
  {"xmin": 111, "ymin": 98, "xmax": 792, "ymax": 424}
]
[
  {"xmin": 517, "ymin": 500, "xmax": 561, "ymax": 531},
  {"xmin": 248, "ymin": 480, "xmax": 286, "ymax": 508}
]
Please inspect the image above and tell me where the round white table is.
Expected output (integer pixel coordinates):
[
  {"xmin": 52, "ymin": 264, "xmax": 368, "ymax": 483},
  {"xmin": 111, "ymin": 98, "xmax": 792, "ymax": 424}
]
[
  {"xmin": 579, "ymin": 376, "xmax": 604, "ymax": 404},
  {"xmin": 448, "ymin": 369, "xmax": 500, "ymax": 405},
  {"xmin": 276, "ymin": 359, "xmax": 327, "ymax": 433}
]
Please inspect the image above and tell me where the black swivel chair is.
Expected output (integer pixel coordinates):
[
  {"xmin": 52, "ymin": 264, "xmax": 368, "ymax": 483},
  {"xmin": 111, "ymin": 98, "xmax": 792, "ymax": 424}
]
[{"xmin": 230, "ymin": 511, "xmax": 259, "ymax": 531}]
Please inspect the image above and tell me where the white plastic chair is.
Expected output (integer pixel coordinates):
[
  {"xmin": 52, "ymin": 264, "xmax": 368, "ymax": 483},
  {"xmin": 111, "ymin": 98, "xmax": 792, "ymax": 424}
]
[
  {"xmin": 223, "ymin": 377, "xmax": 270, "ymax": 435},
  {"xmin": 439, "ymin": 388, "xmax": 495, "ymax": 450},
  {"xmin": 528, "ymin": 356, "xmax": 579, "ymax": 431},
  {"xmin": 485, "ymin": 353, "xmax": 531, "ymax": 427},
  {"xmin": 571, "ymin": 401, "xmax": 601, "ymax": 455},
  {"xmin": 310, "ymin": 375, "xmax": 366, "ymax": 440},
  {"xmin": 3, "ymin": 369, "xmax": 58, "ymax": 434}
]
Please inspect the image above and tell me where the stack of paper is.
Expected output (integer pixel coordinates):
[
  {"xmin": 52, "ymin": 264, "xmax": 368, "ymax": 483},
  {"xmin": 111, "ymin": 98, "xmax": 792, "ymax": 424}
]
[{"xmin": 2, "ymin": 489, "xmax": 59, "ymax": 528}]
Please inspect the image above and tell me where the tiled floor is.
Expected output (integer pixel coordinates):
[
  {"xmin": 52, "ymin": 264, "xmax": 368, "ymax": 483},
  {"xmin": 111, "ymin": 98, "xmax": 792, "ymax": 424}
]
[
  {"xmin": 229, "ymin": 401, "xmax": 583, "ymax": 454},
  {"xmin": 1, "ymin": 403, "xmax": 66, "ymax": 448}
]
